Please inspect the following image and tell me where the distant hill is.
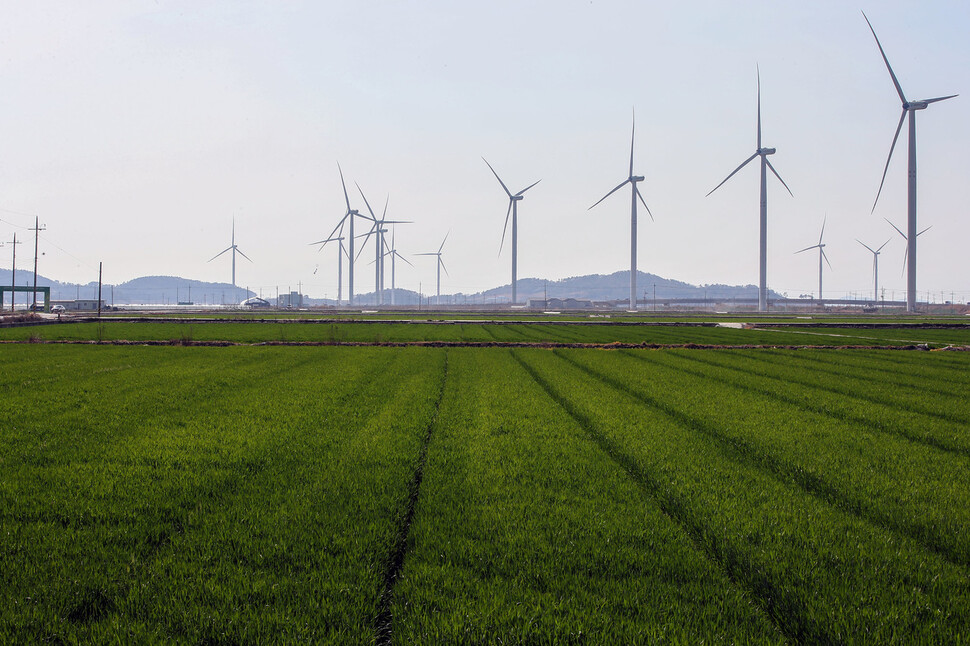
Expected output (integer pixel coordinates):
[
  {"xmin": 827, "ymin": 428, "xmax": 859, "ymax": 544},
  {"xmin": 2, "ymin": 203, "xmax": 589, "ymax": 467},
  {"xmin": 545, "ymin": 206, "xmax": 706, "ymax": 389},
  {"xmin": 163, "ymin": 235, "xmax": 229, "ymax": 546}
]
[{"xmin": 0, "ymin": 269, "xmax": 778, "ymax": 307}]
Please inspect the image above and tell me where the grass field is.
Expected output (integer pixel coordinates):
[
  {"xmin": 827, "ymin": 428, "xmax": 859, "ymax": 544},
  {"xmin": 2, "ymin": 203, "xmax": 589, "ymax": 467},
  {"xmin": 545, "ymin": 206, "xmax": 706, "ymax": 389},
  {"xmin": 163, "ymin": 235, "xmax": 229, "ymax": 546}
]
[
  {"xmin": 2, "ymin": 322, "xmax": 969, "ymax": 643},
  {"xmin": 3, "ymin": 318, "xmax": 970, "ymax": 346}
]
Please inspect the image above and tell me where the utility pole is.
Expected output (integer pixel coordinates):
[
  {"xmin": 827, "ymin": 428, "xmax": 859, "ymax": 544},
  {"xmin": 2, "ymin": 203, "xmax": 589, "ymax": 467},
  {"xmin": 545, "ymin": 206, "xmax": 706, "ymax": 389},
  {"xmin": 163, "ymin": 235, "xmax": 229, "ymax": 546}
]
[
  {"xmin": 31, "ymin": 217, "xmax": 45, "ymax": 311},
  {"xmin": 8, "ymin": 233, "xmax": 22, "ymax": 312},
  {"xmin": 97, "ymin": 262, "xmax": 103, "ymax": 318}
]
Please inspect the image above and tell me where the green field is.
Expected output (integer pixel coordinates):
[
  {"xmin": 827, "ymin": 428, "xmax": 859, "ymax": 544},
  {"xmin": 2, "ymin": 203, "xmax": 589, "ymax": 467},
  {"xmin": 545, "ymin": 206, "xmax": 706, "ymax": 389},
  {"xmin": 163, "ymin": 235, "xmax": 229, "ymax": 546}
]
[
  {"xmin": 2, "ymin": 327, "xmax": 969, "ymax": 642},
  {"xmin": 3, "ymin": 318, "xmax": 970, "ymax": 346}
]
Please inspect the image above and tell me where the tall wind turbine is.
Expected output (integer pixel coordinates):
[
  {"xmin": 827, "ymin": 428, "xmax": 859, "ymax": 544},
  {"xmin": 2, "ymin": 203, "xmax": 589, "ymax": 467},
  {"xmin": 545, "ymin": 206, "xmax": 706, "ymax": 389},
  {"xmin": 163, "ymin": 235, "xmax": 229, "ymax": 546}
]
[
  {"xmin": 416, "ymin": 232, "xmax": 449, "ymax": 305},
  {"xmin": 589, "ymin": 112, "xmax": 653, "ymax": 311},
  {"xmin": 707, "ymin": 68, "xmax": 792, "ymax": 312},
  {"xmin": 310, "ymin": 163, "xmax": 369, "ymax": 306},
  {"xmin": 864, "ymin": 12, "xmax": 957, "ymax": 313},
  {"xmin": 356, "ymin": 188, "xmax": 408, "ymax": 306},
  {"xmin": 795, "ymin": 218, "xmax": 831, "ymax": 301},
  {"xmin": 857, "ymin": 238, "xmax": 890, "ymax": 304},
  {"xmin": 483, "ymin": 158, "xmax": 540, "ymax": 305},
  {"xmin": 209, "ymin": 218, "xmax": 252, "ymax": 288}
]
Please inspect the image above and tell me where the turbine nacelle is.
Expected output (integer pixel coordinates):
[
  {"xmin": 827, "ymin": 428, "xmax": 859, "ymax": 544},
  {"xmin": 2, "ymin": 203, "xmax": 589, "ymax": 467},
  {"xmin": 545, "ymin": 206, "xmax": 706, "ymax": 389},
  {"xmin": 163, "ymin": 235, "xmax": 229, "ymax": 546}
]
[
  {"xmin": 511, "ymin": 194, "xmax": 524, "ymax": 202},
  {"xmin": 630, "ymin": 175, "xmax": 645, "ymax": 183},
  {"xmin": 758, "ymin": 147, "xmax": 776, "ymax": 156},
  {"xmin": 904, "ymin": 101, "xmax": 928, "ymax": 111}
]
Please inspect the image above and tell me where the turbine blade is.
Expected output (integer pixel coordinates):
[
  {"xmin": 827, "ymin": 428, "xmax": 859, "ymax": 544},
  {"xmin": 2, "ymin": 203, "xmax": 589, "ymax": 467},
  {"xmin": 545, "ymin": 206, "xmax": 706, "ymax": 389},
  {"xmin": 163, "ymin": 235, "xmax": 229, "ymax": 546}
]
[
  {"xmin": 706, "ymin": 153, "xmax": 758, "ymax": 197},
  {"xmin": 856, "ymin": 239, "xmax": 876, "ymax": 254},
  {"xmin": 821, "ymin": 248, "xmax": 832, "ymax": 270},
  {"xmin": 483, "ymin": 158, "xmax": 513, "ymax": 198},
  {"xmin": 439, "ymin": 258, "xmax": 449, "ymax": 277},
  {"xmin": 629, "ymin": 110, "xmax": 636, "ymax": 178},
  {"xmin": 795, "ymin": 244, "xmax": 819, "ymax": 255},
  {"xmin": 337, "ymin": 161, "xmax": 352, "ymax": 211},
  {"xmin": 439, "ymin": 231, "xmax": 450, "ymax": 253},
  {"xmin": 381, "ymin": 195, "xmax": 389, "ymax": 222},
  {"xmin": 312, "ymin": 213, "xmax": 350, "ymax": 248},
  {"xmin": 589, "ymin": 179, "xmax": 630, "ymax": 210},
  {"xmin": 499, "ymin": 200, "xmax": 512, "ymax": 256},
  {"xmin": 872, "ymin": 109, "xmax": 907, "ymax": 213},
  {"xmin": 396, "ymin": 252, "xmax": 414, "ymax": 267},
  {"xmin": 917, "ymin": 225, "xmax": 932, "ymax": 237},
  {"xmin": 863, "ymin": 12, "xmax": 907, "ymax": 104},
  {"xmin": 818, "ymin": 216, "xmax": 826, "ymax": 245},
  {"xmin": 901, "ymin": 245, "xmax": 908, "ymax": 277},
  {"xmin": 635, "ymin": 186, "xmax": 654, "ymax": 221},
  {"xmin": 237, "ymin": 248, "xmax": 253, "ymax": 263},
  {"xmin": 208, "ymin": 247, "xmax": 232, "ymax": 262},
  {"xmin": 876, "ymin": 239, "xmax": 891, "ymax": 252},
  {"xmin": 356, "ymin": 183, "xmax": 378, "ymax": 220},
  {"xmin": 765, "ymin": 159, "xmax": 794, "ymax": 197},
  {"xmin": 884, "ymin": 218, "xmax": 906, "ymax": 239},
  {"xmin": 923, "ymin": 94, "xmax": 958, "ymax": 105},
  {"xmin": 757, "ymin": 64, "xmax": 762, "ymax": 150},
  {"xmin": 515, "ymin": 179, "xmax": 541, "ymax": 196}
]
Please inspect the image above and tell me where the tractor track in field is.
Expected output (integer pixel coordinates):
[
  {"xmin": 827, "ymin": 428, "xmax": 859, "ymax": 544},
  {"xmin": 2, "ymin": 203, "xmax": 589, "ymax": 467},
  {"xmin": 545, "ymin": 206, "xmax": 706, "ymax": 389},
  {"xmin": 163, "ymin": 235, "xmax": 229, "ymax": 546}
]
[
  {"xmin": 2, "ymin": 338, "xmax": 967, "ymax": 350},
  {"xmin": 373, "ymin": 350, "xmax": 450, "ymax": 645}
]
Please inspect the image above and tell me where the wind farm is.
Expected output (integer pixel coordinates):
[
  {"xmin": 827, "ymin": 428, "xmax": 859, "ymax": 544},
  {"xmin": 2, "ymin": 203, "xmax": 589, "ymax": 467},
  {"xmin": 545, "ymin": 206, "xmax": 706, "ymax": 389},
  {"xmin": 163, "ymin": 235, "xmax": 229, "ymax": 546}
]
[{"xmin": 2, "ymin": 5, "xmax": 970, "ymax": 645}]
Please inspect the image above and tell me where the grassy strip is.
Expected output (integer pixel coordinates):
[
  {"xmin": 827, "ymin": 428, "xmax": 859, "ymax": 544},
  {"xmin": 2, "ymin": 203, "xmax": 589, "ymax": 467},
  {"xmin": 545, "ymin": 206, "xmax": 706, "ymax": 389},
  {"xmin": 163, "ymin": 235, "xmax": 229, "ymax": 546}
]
[
  {"xmin": 516, "ymin": 348, "xmax": 970, "ymax": 644},
  {"xmin": 390, "ymin": 348, "xmax": 783, "ymax": 643}
]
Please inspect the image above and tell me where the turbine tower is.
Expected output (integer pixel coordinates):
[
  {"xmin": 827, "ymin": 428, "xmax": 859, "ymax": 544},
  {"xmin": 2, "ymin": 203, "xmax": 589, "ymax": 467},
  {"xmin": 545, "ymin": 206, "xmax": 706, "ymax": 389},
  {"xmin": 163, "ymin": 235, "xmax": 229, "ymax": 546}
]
[
  {"xmin": 589, "ymin": 111, "xmax": 653, "ymax": 311},
  {"xmin": 707, "ymin": 67, "xmax": 792, "ymax": 312},
  {"xmin": 209, "ymin": 218, "xmax": 252, "ymax": 288},
  {"xmin": 312, "ymin": 231, "xmax": 347, "ymax": 305},
  {"xmin": 864, "ymin": 12, "xmax": 957, "ymax": 313},
  {"xmin": 795, "ymin": 218, "xmax": 831, "ymax": 302},
  {"xmin": 483, "ymin": 158, "xmax": 540, "ymax": 305},
  {"xmin": 311, "ymin": 163, "xmax": 370, "ymax": 306},
  {"xmin": 416, "ymin": 232, "xmax": 449, "ymax": 306},
  {"xmin": 356, "ymin": 188, "xmax": 408, "ymax": 306},
  {"xmin": 857, "ymin": 238, "xmax": 890, "ymax": 304}
]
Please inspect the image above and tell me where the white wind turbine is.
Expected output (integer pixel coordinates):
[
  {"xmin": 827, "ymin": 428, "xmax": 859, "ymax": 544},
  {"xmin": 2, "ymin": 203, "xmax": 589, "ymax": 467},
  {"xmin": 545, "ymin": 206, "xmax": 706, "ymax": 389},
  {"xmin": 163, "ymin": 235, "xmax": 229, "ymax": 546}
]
[
  {"xmin": 356, "ymin": 188, "xmax": 409, "ymax": 306},
  {"xmin": 856, "ymin": 238, "xmax": 890, "ymax": 304},
  {"xmin": 416, "ymin": 232, "xmax": 449, "ymax": 306},
  {"xmin": 310, "ymin": 163, "xmax": 371, "ymax": 306},
  {"xmin": 707, "ymin": 67, "xmax": 792, "ymax": 312},
  {"xmin": 794, "ymin": 217, "xmax": 831, "ymax": 301},
  {"xmin": 384, "ymin": 227, "xmax": 412, "ymax": 306},
  {"xmin": 208, "ymin": 218, "xmax": 252, "ymax": 290},
  {"xmin": 864, "ymin": 12, "xmax": 957, "ymax": 313},
  {"xmin": 312, "ymin": 228, "xmax": 347, "ymax": 305},
  {"xmin": 483, "ymin": 158, "xmax": 540, "ymax": 305},
  {"xmin": 885, "ymin": 218, "xmax": 931, "ymax": 283},
  {"xmin": 589, "ymin": 111, "xmax": 653, "ymax": 311}
]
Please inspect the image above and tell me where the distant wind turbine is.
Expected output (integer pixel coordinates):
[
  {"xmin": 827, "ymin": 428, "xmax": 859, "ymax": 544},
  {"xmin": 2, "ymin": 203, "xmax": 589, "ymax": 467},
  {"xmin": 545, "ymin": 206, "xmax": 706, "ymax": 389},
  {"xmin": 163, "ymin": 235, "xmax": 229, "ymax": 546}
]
[
  {"xmin": 864, "ymin": 12, "xmax": 957, "ymax": 312},
  {"xmin": 310, "ymin": 162, "xmax": 371, "ymax": 306},
  {"xmin": 483, "ymin": 158, "xmax": 540, "ymax": 305},
  {"xmin": 795, "ymin": 217, "xmax": 831, "ymax": 301},
  {"xmin": 885, "ymin": 218, "xmax": 931, "ymax": 278},
  {"xmin": 416, "ymin": 232, "xmax": 449, "ymax": 305},
  {"xmin": 385, "ymin": 227, "xmax": 412, "ymax": 306},
  {"xmin": 208, "ymin": 218, "xmax": 251, "ymax": 288},
  {"xmin": 707, "ymin": 67, "xmax": 792, "ymax": 312},
  {"xmin": 312, "ymin": 230, "xmax": 347, "ymax": 305},
  {"xmin": 589, "ymin": 111, "xmax": 653, "ymax": 311},
  {"xmin": 356, "ymin": 188, "xmax": 409, "ymax": 306},
  {"xmin": 857, "ymin": 238, "xmax": 890, "ymax": 304}
]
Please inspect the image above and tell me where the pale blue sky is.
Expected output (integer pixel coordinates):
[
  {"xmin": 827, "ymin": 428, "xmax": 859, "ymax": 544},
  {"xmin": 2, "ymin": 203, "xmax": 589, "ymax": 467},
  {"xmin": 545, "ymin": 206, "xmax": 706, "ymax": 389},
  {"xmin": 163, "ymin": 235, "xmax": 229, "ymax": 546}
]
[{"xmin": 1, "ymin": 1, "xmax": 967, "ymax": 301}]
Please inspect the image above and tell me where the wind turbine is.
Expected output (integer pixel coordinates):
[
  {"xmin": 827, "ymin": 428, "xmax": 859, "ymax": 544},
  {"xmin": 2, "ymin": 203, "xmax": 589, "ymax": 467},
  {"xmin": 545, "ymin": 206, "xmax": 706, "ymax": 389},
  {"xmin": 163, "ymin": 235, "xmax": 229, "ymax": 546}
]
[
  {"xmin": 312, "ymin": 228, "xmax": 347, "ymax": 305},
  {"xmin": 483, "ymin": 158, "xmax": 540, "ymax": 305},
  {"xmin": 857, "ymin": 238, "xmax": 890, "ymax": 304},
  {"xmin": 209, "ymin": 218, "xmax": 252, "ymax": 289},
  {"xmin": 794, "ymin": 218, "xmax": 831, "ymax": 302},
  {"xmin": 416, "ymin": 232, "xmax": 449, "ymax": 306},
  {"xmin": 589, "ymin": 111, "xmax": 653, "ymax": 311},
  {"xmin": 385, "ymin": 227, "xmax": 412, "ymax": 306},
  {"xmin": 885, "ymin": 218, "xmax": 931, "ymax": 280},
  {"xmin": 310, "ymin": 162, "xmax": 369, "ymax": 306},
  {"xmin": 707, "ymin": 67, "xmax": 792, "ymax": 312},
  {"xmin": 864, "ymin": 12, "xmax": 957, "ymax": 313},
  {"xmin": 356, "ymin": 188, "xmax": 408, "ymax": 306}
]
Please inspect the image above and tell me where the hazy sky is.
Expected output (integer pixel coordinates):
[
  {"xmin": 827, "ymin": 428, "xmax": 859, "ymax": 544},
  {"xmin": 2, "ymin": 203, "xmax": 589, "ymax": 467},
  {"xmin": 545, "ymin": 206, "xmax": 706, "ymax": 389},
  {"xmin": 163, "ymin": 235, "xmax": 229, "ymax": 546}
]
[{"xmin": 1, "ymin": 1, "xmax": 968, "ymax": 302}]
